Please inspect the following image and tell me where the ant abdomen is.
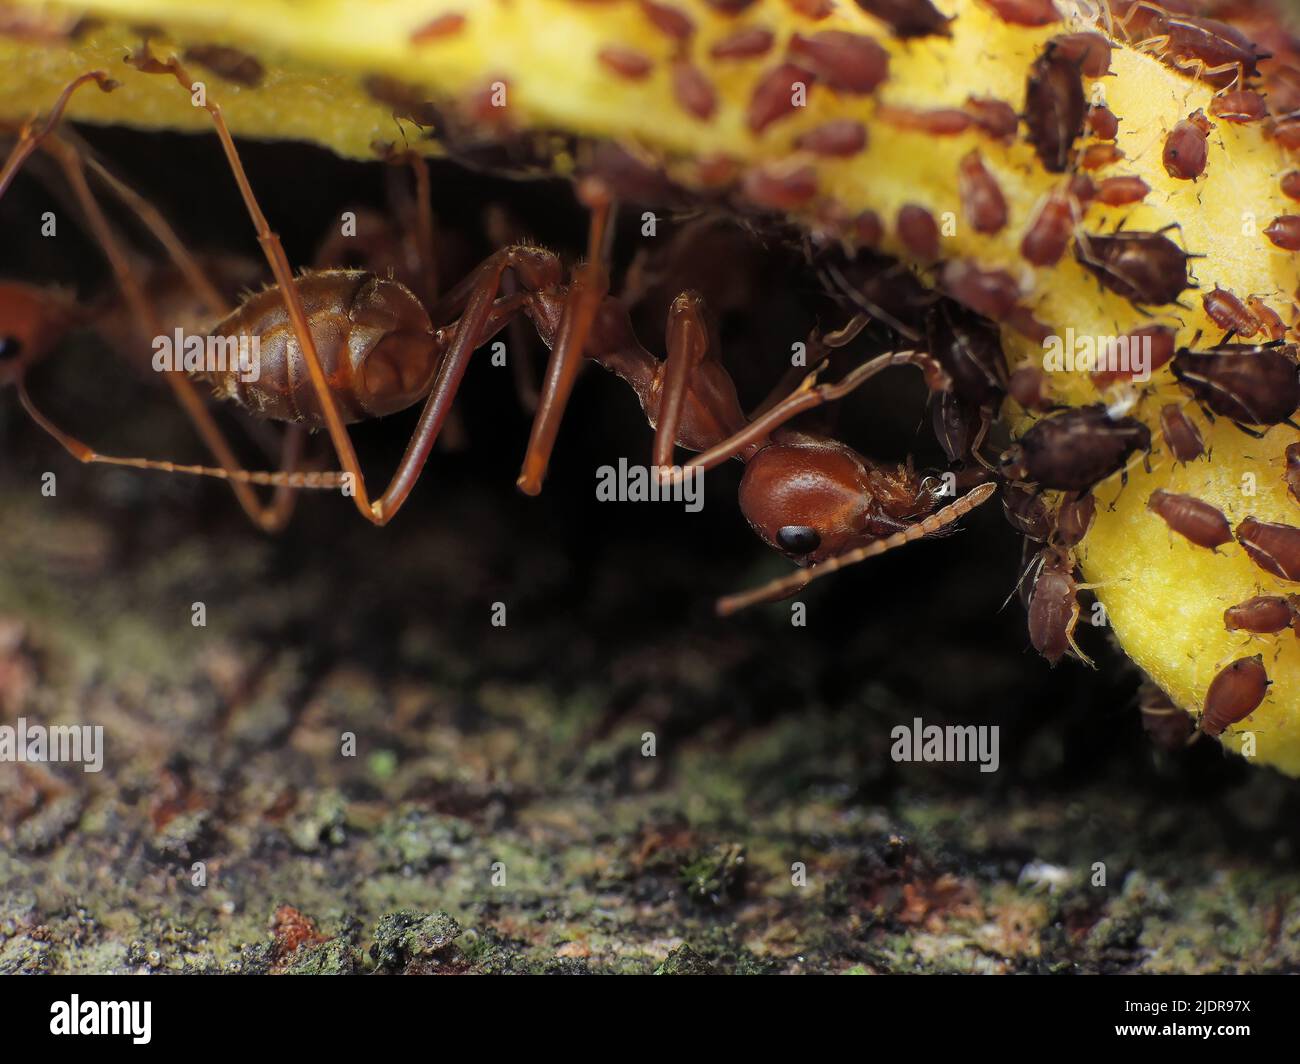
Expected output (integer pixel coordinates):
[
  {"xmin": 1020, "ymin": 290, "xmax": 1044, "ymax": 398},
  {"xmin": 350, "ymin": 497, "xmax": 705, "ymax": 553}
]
[{"xmin": 208, "ymin": 270, "xmax": 439, "ymax": 427}]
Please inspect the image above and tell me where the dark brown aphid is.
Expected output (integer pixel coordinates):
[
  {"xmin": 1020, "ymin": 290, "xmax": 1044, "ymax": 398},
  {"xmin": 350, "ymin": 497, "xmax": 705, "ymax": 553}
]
[
  {"xmin": 1171, "ymin": 342, "xmax": 1300, "ymax": 426},
  {"xmin": 876, "ymin": 103, "xmax": 972, "ymax": 135},
  {"xmin": 1285, "ymin": 441, "xmax": 1300, "ymax": 503},
  {"xmin": 1139, "ymin": 682, "xmax": 1193, "ymax": 751},
  {"xmin": 1020, "ymin": 185, "xmax": 1079, "ymax": 267},
  {"xmin": 1091, "ymin": 324, "xmax": 1176, "ymax": 387},
  {"xmin": 940, "ymin": 260, "xmax": 1018, "ymax": 320},
  {"xmin": 701, "ymin": 0, "xmax": 759, "ymax": 11},
  {"xmin": 1264, "ymin": 215, "xmax": 1300, "ymax": 251},
  {"xmin": 1000, "ymin": 404, "xmax": 1151, "ymax": 492},
  {"xmin": 1025, "ymin": 43, "xmax": 1087, "ymax": 173},
  {"xmin": 795, "ymin": 119, "xmax": 867, "ymax": 157},
  {"xmin": 926, "ymin": 303, "xmax": 1007, "ymax": 407},
  {"xmin": 1223, "ymin": 595, "xmax": 1295, "ymax": 634},
  {"xmin": 1051, "ymin": 31, "xmax": 1113, "ymax": 77},
  {"xmin": 1247, "ymin": 297, "xmax": 1287, "ymax": 341},
  {"xmin": 1163, "ymin": 110, "xmax": 1212, "ymax": 181},
  {"xmin": 964, "ymin": 95, "xmax": 1019, "ymax": 140},
  {"xmin": 598, "ymin": 46, "xmax": 654, "ymax": 80},
  {"xmin": 710, "ymin": 26, "xmax": 775, "ymax": 60},
  {"xmin": 1236, "ymin": 517, "xmax": 1300, "ymax": 581},
  {"xmin": 1272, "ymin": 115, "xmax": 1300, "ymax": 152},
  {"xmin": 1009, "ymin": 364, "xmax": 1051, "ymax": 411},
  {"xmin": 897, "ymin": 203, "xmax": 940, "ymax": 259},
  {"xmin": 985, "ymin": 0, "xmax": 1062, "ymax": 27},
  {"xmin": 1147, "ymin": 489, "xmax": 1232, "ymax": 549},
  {"xmin": 1281, "ymin": 171, "xmax": 1300, "ymax": 202},
  {"xmin": 853, "ymin": 209, "xmax": 884, "ymax": 246},
  {"xmin": 640, "ymin": 0, "xmax": 695, "ymax": 41},
  {"xmin": 1027, "ymin": 548, "xmax": 1082, "ymax": 665},
  {"xmin": 1095, "ymin": 175, "xmax": 1150, "ymax": 206},
  {"xmin": 786, "ymin": 31, "xmax": 890, "ymax": 95},
  {"xmin": 1140, "ymin": 12, "xmax": 1269, "ymax": 85},
  {"xmin": 1003, "ymin": 483, "xmax": 1053, "ymax": 540},
  {"xmin": 853, "ymin": 0, "xmax": 952, "ymax": 38},
  {"xmin": 1200, "ymin": 655, "xmax": 1269, "ymax": 737},
  {"xmin": 1080, "ymin": 143, "xmax": 1124, "ymax": 170},
  {"xmin": 1158, "ymin": 403, "xmax": 1205, "ymax": 464},
  {"xmin": 1055, "ymin": 492, "xmax": 1096, "ymax": 547},
  {"xmin": 747, "ymin": 63, "xmax": 816, "ymax": 132},
  {"xmin": 1209, "ymin": 89, "xmax": 1267, "ymax": 124},
  {"xmin": 931, "ymin": 390, "xmax": 980, "ymax": 464},
  {"xmin": 1086, "ymin": 104, "xmax": 1119, "ymax": 140},
  {"xmin": 182, "ymin": 45, "xmax": 265, "ymax": 88},
  {"xmin": 1074, "ymin": 228, "xmax": 1192, "ymax": 307},
  {"xmin": 671, "ymin": 60, "xmax": 717, "ymax": 120},
  {"xmin": 1202, "ymin": 285, "xmax": 1261, "ymax": 338}
]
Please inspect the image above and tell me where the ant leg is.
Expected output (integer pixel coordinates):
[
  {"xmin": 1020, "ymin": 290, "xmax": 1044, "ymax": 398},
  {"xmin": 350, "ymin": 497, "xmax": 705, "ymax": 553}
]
[
  {"xmin": 0, "ymin": 70, "xmax": 117, "ymax": 200},
  {"xmin": 485, "ymin": 204, "xmax": 541, "ymax": 414},
  {"xmin": 650, "ymin": 291, "xmax": 735, "ymax": 472},
  {"xmin": 516, "ymin": 178, "xmax": 614, "ymax": 495},
  {"xmin": 715, "ymin": 482, "xmax": 998, "ymax": 615}
]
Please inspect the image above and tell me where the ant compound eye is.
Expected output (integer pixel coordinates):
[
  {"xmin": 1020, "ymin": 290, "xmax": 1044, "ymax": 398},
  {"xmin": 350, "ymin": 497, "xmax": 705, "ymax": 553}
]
[
  {"xmin": 776, "ymin": 525, "xmax": 822, "ymax": 555},
  {"xmin": 0, "ymin": 335, "xmax": 23, "ymax": 362}
]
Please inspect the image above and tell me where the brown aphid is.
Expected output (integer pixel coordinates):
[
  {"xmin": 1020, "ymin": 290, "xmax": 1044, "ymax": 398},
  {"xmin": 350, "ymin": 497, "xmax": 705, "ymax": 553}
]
[
  {"xmin": 1025, "ymin": 43, "xmax": 1087, "ymax": 172},
  {"xmin": 786, "ymin": 31, "xmax": 890, "ymax": 95},
  {"xmin": 1273, "ymin": 115, "xmax": 1300, "ymax": 152},
  {"xmin": 984, "ymin": 0, "xmax": 1061, "ymax": 27},
  {"xmin": 671, "ymin": 60, "xmax": 717, "ymax": 120},
  {"xmin": 748, "ymin": 63, "xmax": 816, "ymax": 132},
  {"xmin": 940, "ymin": 261, "xmax": 1018, "ymax": 320},
  {"xmin": 409, "ymin": 12, "xmax": 467, "ymax": 44},
  {"xmin": 1200, "ymin": 655, "xmax": 1269, "ymax": 737},
  {"xmin": 787, "ymin": 0, "xmax": 834, "ymax": 17},
  {"xmin": 1171, "ymin": 342, "xmax": 1300, "ymax": 426},
  {"xmin": 1027, "ymin": 548, "xmax": 1082, "ymax": 665},
  {"xmin": 1223, "ymin": 595, "xmax": 1295, "ymax": 634},
  {"xmin": 1139, "ymin": 682, "xmax": 1194, "ymax": 752},
  {"xmin": 897, "ymin": 204, "xmax": 940, "ymax": 260},
  {"xmin": 1074, "ymin": 228, "xmax": 1192, "ymax": 307},
  {"xmin": 1009, "ymin": 364, "xmax": 1052, "ymax": 411},
  {"xmin": 1247, "ymin": 297, "xmax": 1287, "ymax": 340},
  {"xmin": 1264, "ymin": 215, "xmax": 1300, "ymax": 251},
  {"xmin": 598, "ymin": 46, "xmax": 654, "ymax": 81},
  {"xmin": 1000, "ymin": 405, "xmax": 1151, "ymax": 492},
  {"xmin": 1147, "ymin": 489, "xmax": 1233, "ymax": 549},
  {"xmin": 1051, "ymin": 31, "xmax": 1113, "ymax": 77},
  {"xmin": 1236, "ymin": 517, "xmax": 1300, "ymax": 581},
  {"xmin": 1144, "ymin": 12, "xmax": 1269, "ymax": 85},
  {"xmin": 795, "ymin": 119, "xmax": 867, "ymax": 157},
  {"xmin": 1095, "ymin": 175, "xmax": 1150, "ymax": 206},
  {"xmin": 1086, "ymin": 104, "xmax": 1119, "ymax": 140},
  {"xmin": 1091, "ymin": 325, "xmax": 1176, "ymax": 387},
  {"xmin": 1080, "ymin": 142, "xmax": 1124, "ymax": 170},
  {"xmin": 742, "ymin": 161, "xmax": 817, "ymax": 210},
  {"xmin": 1163, "ymin": 110, "xmax": 1212, "ymax": 181},
  {"xmin": 1202, "ymin": 285, "xmax": 1261, "ymax": 338},
  {"xmin": 932, "ymin": 391, "xmax": 981, "ymax": 464},
  {"xmin": 1055, "ymin": 492, "xmax": 1096, "ymax": 548},
  {"xmin": 640, "ymin": 0, "xmax": 694, "ymax": 41},
  {"xmin": 853, "ymin": 0, "xmax": 952, "ymax": 38},
  {"xmin": 702, "ymin": 0, "xmax": 759, "ymax": 11},
  {"xmin": 1004, "ymin": 483, "xmax": 1053, "ymax": 541},
  {"xmin": 958, "ymin": 151, "xmax": 1008, "ymax": 235},
  {"xmin": 1006, "ymin": 306, "xmax": 1054, "ymax": 345},
  {"xmin": 710, "ymin": 26, "xmax": 775, "ymax": 60},
  {"xmin": 964, "ymin": 96, "xmax": 1019, "ymax": 140},
  {"xmin": 926, "ymin": 302, "xmax": 1008, "ymax": 407},
  {"xmin": 1280, "ymin": 171, "xmax": 1300, "ymax": 202},
  {"xmin": 876, "ymin": 103, "xmax": 972, "ymax": 135},
  {"xmin": 1285, "ymin": 441, "xmax": 1300, "ymax": 503},
  {"xmin": 182, "ymin": 44, "xmax": 265, "ymax": 87},
  {"xmin": 1209, "ymin": 89, "xmax": 1267, "ymax": 124},
  {"xmin": 853, "ymin": 209, "xmax": 884, "ymax": 246},
  {"xmin": 1020, "ymin": 185, "xmax": 1079, "ymax": 267},
  {"xmin": 1158, "ymin": 404, "xmax": 1205, "ymax": 464}
]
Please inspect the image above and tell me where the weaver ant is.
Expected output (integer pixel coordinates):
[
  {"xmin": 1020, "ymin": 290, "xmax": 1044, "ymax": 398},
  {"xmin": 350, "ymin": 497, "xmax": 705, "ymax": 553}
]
[{"xmin": 1, "ymin": 55, "xmax": 998, "ymax": 614}]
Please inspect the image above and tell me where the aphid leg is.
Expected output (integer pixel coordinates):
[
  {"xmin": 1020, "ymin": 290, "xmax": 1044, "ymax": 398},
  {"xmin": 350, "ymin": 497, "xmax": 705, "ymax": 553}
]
[
  {"xmin": 516, "ymin": 178, "xmax": 614, "ymax": 495},
  {"xmin": 715, "ymin": 482, "xmax": 998, "ymax": 615}
]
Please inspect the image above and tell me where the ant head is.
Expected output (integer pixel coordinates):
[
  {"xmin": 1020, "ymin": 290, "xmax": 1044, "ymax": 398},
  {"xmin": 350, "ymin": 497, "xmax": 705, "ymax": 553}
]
[
  {"xmin": 737, "ymin": 432, "xmax": 924, "ymax": 566},
  {"xmin": 349, "ymin": 276, "xmax": 442, "ymax": 417},
  {"xmin": 0, "ymin": 282, "xmax": 78, "ymax": 386}
]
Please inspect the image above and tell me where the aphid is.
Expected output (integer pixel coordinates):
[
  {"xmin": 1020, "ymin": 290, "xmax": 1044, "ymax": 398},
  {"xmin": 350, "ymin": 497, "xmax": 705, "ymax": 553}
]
[
  {"xmin": 786, "ymin": 31, "xmax": 890, "ymax": 94},
  {"xmin": 1134, "ymin": 10, "xmax": 1269, "ymax": 85},
  {"xmin": 1280, "ymin": 171, "xmax": 1300, "ymax": 202},
  {"xmin": 853, "ymin": 0, "xmax": 952, "ymax": 37},
  {"xmin": 984, "ymin": 0, "xmax": 1062, "ymax": 28},
  {"xmin": 598, "ymin": 46, "xmax": 654, "ymax": 80},
  {"xmin": 1246, "ymin": 297, "xmax": 1287, "ymax": 341},
  {"xmin": 1236, "ymin": 517, "xmax": 1300, "ymax": 581},
  {"xmin": 925, "ymin": 302, "xmax": 1007, "ymax": 408},
  {"xmin": 1209, "ymin": 89, "xmax": 1267, "ymax": 124},
  {"xmin": 748, "ymin": 63, "xmax": 816, "ymax": 133},
  {"xmin": 1094, "ymin": 175, "xmax": 1150, "ymax": 206},
  {"xmin": 931, "ymin": 390, "xmax": 981, "ymax": 465},
  {"xmin": 640, "ymin": 0, "xmax": 695, "ymax": 41},
  {"xmin": 1163, "ymin": 110, "xmax": 1212, "ymax": 181},
  {"xmin": 1025, "ymin": 42, "xmax": 1087, "ymax": 173},
  {"xmin": 964, "ymin": 95, "xmax": 1019, "ymax": 140},
  {"xmin": 1079, "ymin": 142, "xmax": 1125, "ymax": 170},
  {"xmin": 1008, "ymin": 364, "xmax": 1051, "ymax": 411},
  {"xmin": 1000, "ymin": 405, "xmax": 1151, "ymax": 492},
  {"xmin": 1171, "ymin": 342, "xmax": 1300, "ymax": 427},
  {"xmin": 1021, "ymin": 184, "xmax": 1080, "ymax": 267},
  {"xmin": 1200, "ymin": 655, "xmax": 1269, "ymax": 737},
  {"xmin": 1263, "ymin": 215, "xmax": 1300, "ymax": 251},
  {"xmin": 1285, "ymin": 441, "xmax": 1300, "ymax": 503},
  {"xmin": 1158, "ymin": 404, "xmax": 1205, "ymax": 464},
  {"xmin": 1055, "ymin": 492, "xmax": 1096, "ymax": 548},
  {"xmin": 409, "ymin": 13, "xmax": 468, "ymax": 44},
  {"xmin": 1139, "ymin": 682, "xmax": 1194, "ymax": 751},
  {"xmin": 742, "ymin": 161, "xmax": 818, "ymax": 210},
  {"xmin": 1027, "ymin": 548, "xmax": 1083, "ymax": 666},
  {"xmin": 1086, "ymin": 104, "xmax": 1119, "ymax": 140},
  {"xmin": 1272, "ymin": 115, "xmax": 1300, "ymax": 152},
  {"xmin": 957, "ymin": 151, "xmax": 1008, "ymax": 234},
  {"xmin": 182, "ymin": 45, "xmax": 265, "ymax": 88},
  {"xmin": 1091, "ymin": 324, "xmax": 1176, "ymax": 387},
  {"xmin": 709, "ymin": 26, "xmax": 775, "ymax": 60},
  {"xmin": 1003, "ymin": 483, "xmax": 1053, "ymax": 541},
  {"xmin": 795, "ymin": 120, "xmax": 868, "ymax": 157},
  {"xmin": 897, "ymin": 204, "xmax": 940, "ymax": 259},
  {"xmin": 875, "ymin": 103, "xmax": 973, "ymax": 136},
  {"xmin": 1074, "ymin": 228, "xmax": 1192, "ymax": 307},
  {"xmin": 1223, "ymin": 595, "xmax": 1295, "ymax": 634},
  {"xmin": 1050, "ymin": 31, "xmax": 1113, "ymax": 77},
  {"xmin": 1202, "ymin": 285, "xmax": 1261, "ymax": 338},
  {"xmin": 1147, "ymin": 489, "xmax": 1232, "ymax": 549},
  {"xmin": 940, "ymin": 260, "xmax": 1018, "ymax": 320},
  {"xmin": 671, "ymin": 60, "xmax": 717, "ymax": 120}
]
